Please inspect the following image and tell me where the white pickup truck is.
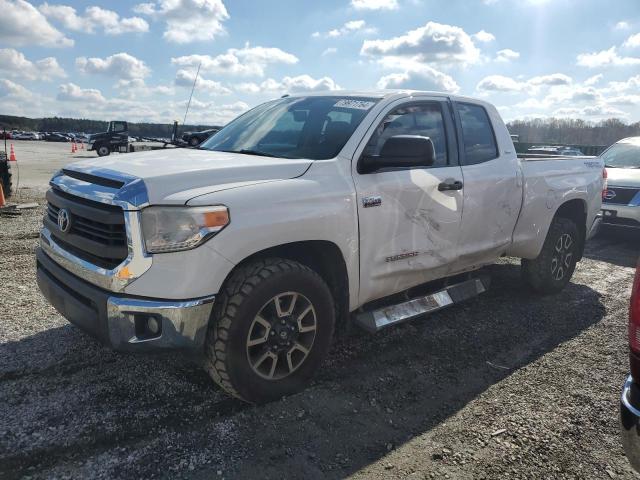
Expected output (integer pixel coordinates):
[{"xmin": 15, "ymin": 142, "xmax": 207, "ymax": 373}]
[{"xmin": 37, "ymin": 91, "xmax": 604, "ymax": 403}]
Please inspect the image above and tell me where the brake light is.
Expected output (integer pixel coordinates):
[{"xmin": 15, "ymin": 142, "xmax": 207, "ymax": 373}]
[{"xmin": 602, "ymin": 168, "xmax": 608, "ymax": 200}]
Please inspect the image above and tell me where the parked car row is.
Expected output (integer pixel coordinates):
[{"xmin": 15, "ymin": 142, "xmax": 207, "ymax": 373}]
[{"xmin": 1, "ymin": 130, "xmax": 92, "ymax": 142}]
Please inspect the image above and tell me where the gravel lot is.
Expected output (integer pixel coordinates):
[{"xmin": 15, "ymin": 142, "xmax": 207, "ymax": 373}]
[{"xmin": 1, "ymin": 142, "xmax": 639, "ymax": 479}]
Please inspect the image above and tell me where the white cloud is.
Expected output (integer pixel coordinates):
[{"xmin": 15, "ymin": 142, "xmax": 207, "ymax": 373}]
[
  {"xmin": 623, "ymin": 33, "xmax": 640, "ymax": 49},
  {"xmin": 607, "ymin": 95, "xmax": 640, "ymax": 106},
  {"xmin": 602, "ymin": 74, "xmax": 640, "ymax": 94},
  {"xmin": 473, "ymin": 30, "xmax": 495, "ymax": 43},
  {"xmin": 477, "ymin": 75, "xmax": 527, "ymax": 93},
  {"xmin": 0, "ymin": 0, "xmax": 73, "ymax": 47},
  {"xmin": 322, "ymin": 47, "xmax": 338, "ymax": 56},
  {"xmin": 313, "ymin": 19, "xmax": 375, "ymax": 38},
  {"xmin": 614, "ymin": 21, "xmax": 630, "ymax": 30},
  {"xmin": 576, "ymin": 46, "xmax": 640, "ymax": 67},
  {"xmin": 476, "ymin": 73, "xmax": 572, "ymax": 94},
  {"xmin": 351, "ymin": 0, "xmax": 398, "ymax": 10},
  {"xmin": 172, "ymin": 99, "xmax": 249, "ymax": 124},
  {"xmin": 376, "ymin": 64, "xmax": 459, "ymax": 93},
  {"xmin": 361, "ymin": 21, "xmax": 481, "ymax": 65},
  {"xmin": 495, "ymin": 48, "xmax": 520, "ymax": 62},
  {"xmin": 174, "ymin": 69, "xmax": 231, "ymax": 95},
  {"xmin": 57, "ymin": 83, "xmax": 105, "ymax": 103},
  {"xmin": 584, "ymin": 74, "xmax": 603, "ymax": 86},
  {"xmin": 39, "ymin": 3, "xmax": 149, "ymax": 35},
  {"xmin": 0, "ymin": 79, "xmax": 32, "ymax": 98},
  {"xmin": 234, "ymin": 75, "xmax": 341, "ymax": 94},
  {"xmin": 171, "ymin": 45, "xmax": 297, "ymax": 77},
  {"xmin": 76, "ymin": 53, "xmax": 151, "ymax": 81},
  {"xmin": 0, "ymin": 49, "xmax": 66, "ymax": 81},
  {"xmin": 133, "ymin": 0, "xmax": 229, "ymax": 43},
  {"xmin": 527, "ymin": 73, "xmax": 572, "ymax": 86}
]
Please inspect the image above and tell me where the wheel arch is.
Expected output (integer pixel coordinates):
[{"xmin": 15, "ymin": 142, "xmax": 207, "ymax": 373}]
[{"xmin": 220, "ymin": 240, "xmax": 351, "ymax": 335}]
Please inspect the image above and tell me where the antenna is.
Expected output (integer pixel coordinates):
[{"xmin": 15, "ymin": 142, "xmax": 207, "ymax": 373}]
[{"xmin": 182, "ymin": 62, "xmax": 201, "ymax": 129}]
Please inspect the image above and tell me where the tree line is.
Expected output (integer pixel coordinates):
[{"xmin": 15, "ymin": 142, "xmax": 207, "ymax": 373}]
[
  {"xmin": 0, "ymin": 115, "xmax": 220, "ymax": 138},
  {"xmin": 507, "ymin": 118, "xmax": 640, "ymax": 147}
]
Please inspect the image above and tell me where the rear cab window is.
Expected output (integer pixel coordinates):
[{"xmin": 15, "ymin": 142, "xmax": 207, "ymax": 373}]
[{"xmin": 455, "ymin": 102, "xmax": 498, "ymax": 165}]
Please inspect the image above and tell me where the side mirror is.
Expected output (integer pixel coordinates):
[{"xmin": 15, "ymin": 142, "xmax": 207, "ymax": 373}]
[{"xmin": 360, "ymin": 135, "xmax": 436, "ymax": 173}]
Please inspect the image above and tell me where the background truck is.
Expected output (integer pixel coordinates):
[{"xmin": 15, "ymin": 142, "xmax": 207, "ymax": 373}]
[
  {"xmin": 36, "ymin": 91, "xmax": 604, "ymax": 403},
  {"xmin": 87, "ymin": 120, "xmax": 129, "ymax": 156}
]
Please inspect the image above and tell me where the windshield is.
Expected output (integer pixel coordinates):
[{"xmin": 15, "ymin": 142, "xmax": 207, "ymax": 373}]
[
  {"xmin": 601, "ymin": 140, "xmax": 640, "ymax": 168},
  {"xmin": 200, "ymin": 96, "xmax": 380, "ymax": 160}
]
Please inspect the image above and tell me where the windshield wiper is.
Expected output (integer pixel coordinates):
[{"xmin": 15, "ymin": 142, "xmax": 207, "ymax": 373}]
[{"xmin": 220, "ymin": 148, "xmax": 281, "ymax": 158}]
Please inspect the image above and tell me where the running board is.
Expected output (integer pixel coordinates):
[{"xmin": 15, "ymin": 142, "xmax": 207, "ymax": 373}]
[{"xmin": 354, "ymin": 276, "xmax": 490, "ymax": 333}]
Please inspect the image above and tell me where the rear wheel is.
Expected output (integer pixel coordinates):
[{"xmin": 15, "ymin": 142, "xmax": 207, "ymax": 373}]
[
  {"xmin": 521, "ymin": 217, "xmax": 580, "ymax": 294},
  {"xmin": 204, "ymin": 258, "xmax": 335, "ymax": 403},
  {"xmin": 189, "ymin": 136, "xmax": 200, "ymax": 147},
  {"xmin": 97, "ymin": 145, "xmax": 110, "ymax": 157}
]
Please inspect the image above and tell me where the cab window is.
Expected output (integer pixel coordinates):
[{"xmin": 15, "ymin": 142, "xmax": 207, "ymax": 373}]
[
  {"xmin": 364, "ymin": 102, "xmax": 449, "ymax": 167},
  {"xmin": 456, "ymin": 103, "xmax": 498, "ymax": 165}
]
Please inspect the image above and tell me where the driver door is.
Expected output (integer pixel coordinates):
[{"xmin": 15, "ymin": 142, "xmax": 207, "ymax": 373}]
[{"xmin": 353, "ymin": 98, "xmax": 464, "ymax": 305}]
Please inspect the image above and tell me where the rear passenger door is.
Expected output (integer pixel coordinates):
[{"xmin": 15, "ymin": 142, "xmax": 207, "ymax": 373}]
[{"xmin": 451, "ymin": 101, "xmax": 522, "ymax": 272}]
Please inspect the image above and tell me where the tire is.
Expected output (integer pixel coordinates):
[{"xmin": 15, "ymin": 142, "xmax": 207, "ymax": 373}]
[
  {"xmin": 97, "ymin": 145, "xmax": 110, "ymax": 157},
  {"xmin": 204, "ymin": 258, "xmax": 335, "ymax": 403},
  {"xmin": 521, "ymin": 217, "xmax": 580, "ymax": 294},
  {"xmin": 0, "ymin": 154, "xmax": 12, "ymax": 198},
  {"xmin": 189, "ymin": 136, "xmax": 200, "ymax": 147}
]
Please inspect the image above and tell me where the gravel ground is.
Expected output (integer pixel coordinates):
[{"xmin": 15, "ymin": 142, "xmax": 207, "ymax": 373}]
[{"xmin": 1, "ymin": 177, "xmax": 639, "ymax": 478}]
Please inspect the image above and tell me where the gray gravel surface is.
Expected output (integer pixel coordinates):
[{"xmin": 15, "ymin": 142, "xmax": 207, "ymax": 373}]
[{"xmin": 1, "ymin": 189, "xmax": 639, "ymax": 479}]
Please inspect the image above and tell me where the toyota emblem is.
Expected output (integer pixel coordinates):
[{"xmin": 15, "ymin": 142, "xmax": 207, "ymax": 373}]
[
  {"xmin": 57, "ymin": 208, "xmax": 71, "ymax": 233},
  {"xmin": 603, "ymin": 189, "xmax": 616, "ymax": 201}
]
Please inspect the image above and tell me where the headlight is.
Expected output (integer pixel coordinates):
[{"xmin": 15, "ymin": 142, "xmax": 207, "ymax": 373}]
[{"xmin": 140, "ymin": 206, "xmax": 229, "ymax": 254}]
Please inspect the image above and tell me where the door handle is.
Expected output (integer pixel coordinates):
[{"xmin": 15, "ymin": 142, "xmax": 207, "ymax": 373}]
[{"xmin": 438, "ymin": 180, "xmax": 463, "ymax": 191}]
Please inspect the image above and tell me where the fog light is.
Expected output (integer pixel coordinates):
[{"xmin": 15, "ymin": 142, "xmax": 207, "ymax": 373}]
[
  {"xmin": 134, "ymin": 314, "xmax": 162, "ymax": 339},
  {"xmin": 147, "ymin": 316, "xmax": 160, "ymax": 335}
]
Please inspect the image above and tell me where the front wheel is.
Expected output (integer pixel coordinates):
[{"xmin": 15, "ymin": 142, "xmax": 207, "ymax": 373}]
[
  {"xmin": 96, "ymin": 145, "xmax": 110, "ymax": 157},
  {"xmin": 521, "ymin": 217, "xmax": 580, "ymax": 294},
  {"xmin": 204, "ymin": 258, "xmax": 335, "ymax": 403},
  {"xmin": 189, "ymin": 136, "xmax": 200, "ymax": 146}
]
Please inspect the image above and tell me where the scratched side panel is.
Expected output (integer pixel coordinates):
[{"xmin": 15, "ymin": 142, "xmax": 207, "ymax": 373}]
[{"xmin": 506, "ymin": 158, "xmax": 603, "ymax": 259}]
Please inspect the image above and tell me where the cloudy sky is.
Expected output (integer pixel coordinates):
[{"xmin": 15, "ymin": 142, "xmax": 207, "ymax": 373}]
[{"xmin": 0, "ymin": 0, "xmax": 639, "ymax": 125}]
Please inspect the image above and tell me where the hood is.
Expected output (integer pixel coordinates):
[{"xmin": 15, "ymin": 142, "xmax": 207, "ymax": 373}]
[
  {"xmin": 65, "ymin": 148, "xmax": 313, "ymax": 204},
  {"xmin": 606, "ymin": 167, "xmax": 640, "ymax": 189}
]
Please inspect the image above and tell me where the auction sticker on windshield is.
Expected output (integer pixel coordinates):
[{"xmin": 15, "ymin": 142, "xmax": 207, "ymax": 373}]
[{"xmin": 334, "ymin": 99, "xmax": 376, "ymax": 110}]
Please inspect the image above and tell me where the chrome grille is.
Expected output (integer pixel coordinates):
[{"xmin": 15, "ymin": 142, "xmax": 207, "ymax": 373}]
[{"xmin": 45, "ymin": 188, "xmax": 127, "ymax": 269}]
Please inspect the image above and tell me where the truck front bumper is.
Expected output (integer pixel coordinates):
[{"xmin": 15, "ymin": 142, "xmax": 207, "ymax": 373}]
[
  {"xmin": 621, "ymin": 375, "xmax": 640, "ymax": 472},
  {"xmin": 36, "ymin": 247, "xmax": 215, "ymax": 353}
]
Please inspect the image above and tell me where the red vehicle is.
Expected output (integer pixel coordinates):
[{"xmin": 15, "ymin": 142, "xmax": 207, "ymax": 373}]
[
  {"xmin": 621, "ymin": 264, "xmax": 640, "ymax": 471},
  {"xmin": 0, "ymin": 131, "xmax": 12, "ymax": 140}
]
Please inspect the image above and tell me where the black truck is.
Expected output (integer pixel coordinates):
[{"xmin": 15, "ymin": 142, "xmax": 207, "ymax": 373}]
[{"xmin": 87, "ymin": 121, "xmax": 129, "ymax": 157}]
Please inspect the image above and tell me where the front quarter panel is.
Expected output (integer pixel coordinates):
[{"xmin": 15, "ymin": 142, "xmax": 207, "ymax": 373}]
[{"xmin": 186, "ymin": 158, "xmax": 360, "ymax": 309}]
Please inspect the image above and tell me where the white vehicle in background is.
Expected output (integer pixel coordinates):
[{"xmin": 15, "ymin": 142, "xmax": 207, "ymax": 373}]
[
  {"xmin": 601, "ymin": 137, "xmax": 640, "ymax": 230},
  {"xmin": 13, "ymin": 132, "xmax": 40, "ymax": 140},
  {"xmin": 36, "ymin": 90, "xmax": 604, "ymax": 403}
]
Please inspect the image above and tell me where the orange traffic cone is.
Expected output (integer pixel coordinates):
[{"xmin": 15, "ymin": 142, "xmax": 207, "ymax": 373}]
[
  {"xmin": 80, "ymin": 141, "xmax": 84, "ymax": 150},
  {"xmin": 71, "ymin": 141, "xmax": 76, "ymax": 153},
  {"xmin": 0, "ymin": 183, "xmax": 5, "ymax": 207},
  {"xmin": 9, "ymin": 144, "xmax": 16, "ymax": 161}
]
